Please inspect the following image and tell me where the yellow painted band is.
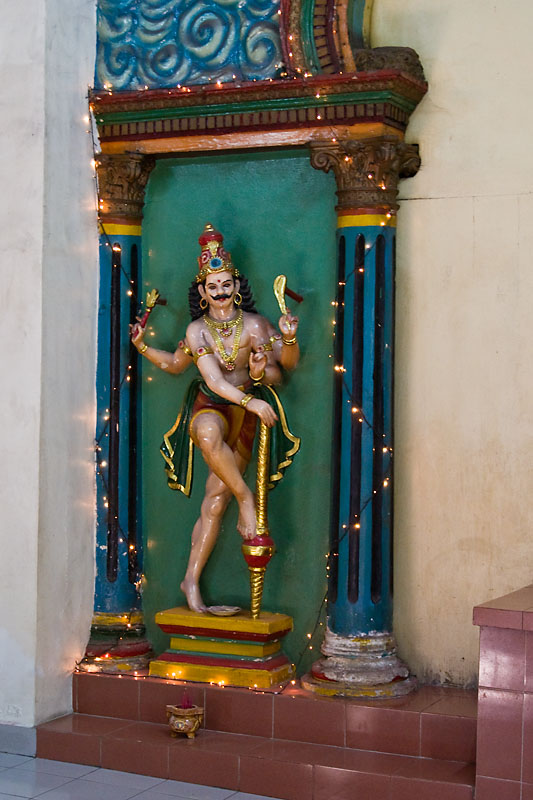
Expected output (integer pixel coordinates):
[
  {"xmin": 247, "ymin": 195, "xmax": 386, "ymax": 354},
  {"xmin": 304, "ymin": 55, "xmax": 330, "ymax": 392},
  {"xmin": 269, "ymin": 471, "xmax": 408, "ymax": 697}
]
[
  {"xmin": 149, "ymin": 659, "xmax": 293, "ymax": 688},
  {"xmin": 156, "ymin": 606, "xmax": 293, "ymax": 635},
  {"xmin": 170, "ymin": 637, "xmax": 280, "ymax": 657},
  {"xmin": 337, "ymin": 214, "xmax": 396, "ymax": 228},
  {"xmin": 100, "ymin": 223, "xmax": 142, "ymax": 236},
  {"xmin": 92, "ymin": 611, "xmax": 144, "ymax": 627}
]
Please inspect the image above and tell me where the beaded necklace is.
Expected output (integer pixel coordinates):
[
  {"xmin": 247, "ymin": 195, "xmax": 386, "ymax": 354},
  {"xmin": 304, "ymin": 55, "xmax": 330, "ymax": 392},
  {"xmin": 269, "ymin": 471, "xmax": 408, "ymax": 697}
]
[{"xmin": 203, "ymin": 309, "xmax": 243, "ymax": 371}]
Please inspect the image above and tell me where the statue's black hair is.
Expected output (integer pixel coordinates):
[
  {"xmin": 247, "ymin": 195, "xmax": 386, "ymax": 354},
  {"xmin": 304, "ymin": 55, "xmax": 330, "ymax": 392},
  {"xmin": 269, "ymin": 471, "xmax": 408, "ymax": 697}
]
[{"xmin": 188, "ymin": 274, "xmax": 258, "ymax": 321}]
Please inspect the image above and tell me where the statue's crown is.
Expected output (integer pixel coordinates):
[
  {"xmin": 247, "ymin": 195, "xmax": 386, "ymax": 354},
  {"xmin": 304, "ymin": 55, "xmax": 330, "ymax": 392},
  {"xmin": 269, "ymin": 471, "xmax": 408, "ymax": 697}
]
[{"xmin": 195, "ymin": 223, "xmax": 239, "ymax": 283}]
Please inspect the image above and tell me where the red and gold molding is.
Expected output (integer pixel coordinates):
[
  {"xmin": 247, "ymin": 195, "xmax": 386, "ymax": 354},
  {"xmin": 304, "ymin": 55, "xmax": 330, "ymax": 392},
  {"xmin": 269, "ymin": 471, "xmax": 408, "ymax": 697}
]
[{"xmin": 91, "ymin": 71, "xmax": 426, "ymax": 156}]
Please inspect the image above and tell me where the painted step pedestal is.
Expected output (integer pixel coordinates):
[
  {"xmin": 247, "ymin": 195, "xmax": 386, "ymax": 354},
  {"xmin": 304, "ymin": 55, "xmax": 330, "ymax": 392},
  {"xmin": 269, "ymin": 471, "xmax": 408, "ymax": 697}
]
[
  {"xmin": 150, "ymin": 606, "xmax": 294, "ymax": 689},
  {"xmin": 36, "ymin": 673, "xmax": 477, "ymax": 800}
]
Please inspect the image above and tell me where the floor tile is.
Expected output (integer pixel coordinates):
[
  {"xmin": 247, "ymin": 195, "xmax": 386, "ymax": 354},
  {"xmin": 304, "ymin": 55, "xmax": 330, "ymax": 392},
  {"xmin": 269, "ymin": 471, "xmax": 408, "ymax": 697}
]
[
  {"xmin": 420, "ymin": 711, "xmax": 476, "ymax": 762},
  {"xmin": 273, "ymin": 692, "xmax": 344, "ymax": 747},
  {"xmin": 390, "ymin": 775, "xmax": 473, "ymax": 800},
  {"xmin": 0, "ymin": 794, "xmax": 30, "ymax": 799},
  {"xmin": 82, "ymin": 767, "xmax": 165, "ymax": 788},
  {"xmin": 346, "ymin": 704, "xmax": 420, "ymax": 755},
  {"xmin": 421, "ymin": 693, "xmax": 478, "ymax": 718},
  {"xmin": 239, "ymin": 756, "xmax": 313, "ymax": 800},
  {"xmin": 475, "ymin": 775, "xmax": 521, "ymax": 800},
  {"xmin": 0, "ymin": 756, "xmax": 32, "ymax": 769},
  {"xmin": 476, "ymin": 688, "xmax": 523, "ymax": 780},
  {"xmin": 36, "ymin": 777, "xmax": 147, "ymax": 799},
  {"xmin": 36, "ymin": 728, "xmax": 101, "ymax": 767},
  {"xmin": 133, "ymin": 780, "xmax": 235, "ymax": 798},
  {"xmin": 0, "ymin": 769, "xmax": 72, "ymax": 798},
  {"xmin": 76, "ymin": 673, "xmax": 140, "ymax": 720},
  {"xmin": 204, "ymin": 687, "xmax": 273, "ymax": 739},
  {"xmin": 478, "ymin": 627, "xmax": 525, "ymax": 691},
  {"xmin": 229, "ymin": 794, "xmax": 285, "ymax": 800},
  {"xmin": 17, "ymin": 759, "xmax": 98, "ymax": 778},
  {"xmin": 313, "ymin": 764, "xmax": 391, "ymax": 800},
  {"xmin": 38, "ymin": 715, "xmax": 132, "ymax": 736}
]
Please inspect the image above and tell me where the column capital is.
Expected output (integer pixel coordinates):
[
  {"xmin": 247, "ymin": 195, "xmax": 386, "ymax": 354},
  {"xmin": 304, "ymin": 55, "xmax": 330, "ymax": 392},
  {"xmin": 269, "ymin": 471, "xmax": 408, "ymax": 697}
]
[
  {"xmin": 309, "ymin": 137, "xmax": 420, "ymax": 211},
  {"xmin": 96, "ymin": 153, "xmax": 156, "ymax": 223}
]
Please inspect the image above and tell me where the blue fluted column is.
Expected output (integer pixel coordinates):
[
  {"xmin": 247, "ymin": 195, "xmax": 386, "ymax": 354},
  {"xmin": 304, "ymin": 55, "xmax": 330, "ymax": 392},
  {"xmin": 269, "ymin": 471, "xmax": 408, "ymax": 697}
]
[
  {"xmin": 305, "ymin": 138, "xmax": 420, "ymax": 697},
  {"xmin": 80, "ymin": 154, "xmax": 155, "ymax": 673}
]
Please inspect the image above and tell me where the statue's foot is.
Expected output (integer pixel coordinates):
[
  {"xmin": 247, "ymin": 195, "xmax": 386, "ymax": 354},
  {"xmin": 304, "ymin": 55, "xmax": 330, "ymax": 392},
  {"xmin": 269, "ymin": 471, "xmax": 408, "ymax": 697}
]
[
  {"xmin": 237, "ymin": 493, "xmax": 257, "ymax": 540},
  {"xmin": 180, "ymin": 579, "xmax": 207, "ymax": 613}
]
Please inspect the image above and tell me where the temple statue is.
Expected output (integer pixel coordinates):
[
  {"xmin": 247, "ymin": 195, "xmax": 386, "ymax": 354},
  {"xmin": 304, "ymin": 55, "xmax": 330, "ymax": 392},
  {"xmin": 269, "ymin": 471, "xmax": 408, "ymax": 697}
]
[{"xmin": 131, "ymin": 224, "xmax": 300, "ymax": 613}]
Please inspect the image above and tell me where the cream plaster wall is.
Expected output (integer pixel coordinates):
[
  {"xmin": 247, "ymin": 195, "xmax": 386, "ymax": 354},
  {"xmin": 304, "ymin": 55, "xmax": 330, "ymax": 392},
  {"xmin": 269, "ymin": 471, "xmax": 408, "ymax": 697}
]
[
  {"xmin": 0, "ymin": 0, "xmax": 97, "ymax": 728},
  {"xmin": 372, "ymin": 0, "xmax": 533, "ymax": 684}
]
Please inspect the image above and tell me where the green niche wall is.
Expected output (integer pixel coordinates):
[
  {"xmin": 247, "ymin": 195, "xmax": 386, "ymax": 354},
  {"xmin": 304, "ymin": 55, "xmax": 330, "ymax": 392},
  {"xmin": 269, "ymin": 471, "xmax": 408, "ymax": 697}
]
[{"xmin": 141, "ymin": 149, "xmax": 336, "ymax": 675}]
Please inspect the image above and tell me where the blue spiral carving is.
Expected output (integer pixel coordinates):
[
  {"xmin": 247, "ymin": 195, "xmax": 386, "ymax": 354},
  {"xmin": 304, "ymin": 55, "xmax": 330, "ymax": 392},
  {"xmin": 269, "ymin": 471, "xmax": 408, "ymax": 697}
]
[{"xmin": 95, "ymin": 0, "xmax": 283, "ymax": 89}]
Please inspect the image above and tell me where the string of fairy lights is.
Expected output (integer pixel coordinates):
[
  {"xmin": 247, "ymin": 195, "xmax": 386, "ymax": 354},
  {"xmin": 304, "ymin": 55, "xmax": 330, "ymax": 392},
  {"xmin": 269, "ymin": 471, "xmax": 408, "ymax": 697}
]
[{"xmin": 87, "ymin": 88, "xmax": 395, "ymax": 678}]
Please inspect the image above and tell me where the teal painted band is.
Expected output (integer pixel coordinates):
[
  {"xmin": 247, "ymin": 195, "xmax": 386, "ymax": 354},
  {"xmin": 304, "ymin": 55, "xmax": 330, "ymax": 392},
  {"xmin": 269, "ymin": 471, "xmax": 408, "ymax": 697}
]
[
  {"xmin": 172, "ymin": 634, "xmax": 273, "ymax": 646},
  {"xmin": 348, "ymin": 0, "xmax": 366, "ymax": 50},
  {"xmin": 96, "ymin": 91, "xmax": 416, "ymax": 126},
  {"xmin": 300, "ymin": 0, "xmax": 320, "ymax": 73},
  {"xmin": 168, "ymin": 649, "xmax": 274, "ymax": 663}
]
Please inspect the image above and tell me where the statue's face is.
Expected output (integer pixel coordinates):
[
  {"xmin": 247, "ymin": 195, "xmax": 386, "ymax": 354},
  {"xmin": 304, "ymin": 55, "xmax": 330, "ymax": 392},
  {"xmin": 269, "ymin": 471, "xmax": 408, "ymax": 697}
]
[{"xmin": 199, "ymin": 270, "xmax": 240, "ymax": 313}]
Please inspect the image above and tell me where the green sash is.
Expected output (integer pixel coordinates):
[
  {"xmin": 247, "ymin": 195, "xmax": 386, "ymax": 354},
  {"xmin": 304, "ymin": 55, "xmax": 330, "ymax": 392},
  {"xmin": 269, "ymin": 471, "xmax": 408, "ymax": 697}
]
[{"xmin": 160, "ymin": 379, "xmax": 300, "ymax": 496}]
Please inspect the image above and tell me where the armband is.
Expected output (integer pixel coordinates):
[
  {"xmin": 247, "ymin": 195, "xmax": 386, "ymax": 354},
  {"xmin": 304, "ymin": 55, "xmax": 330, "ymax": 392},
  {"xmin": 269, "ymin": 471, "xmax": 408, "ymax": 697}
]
[
  {"xmin": 179, "ymin": 339, "xmax": 193, "ymax": 357},
  {"xmin": 193, "ymin": 346, "xmax": 214, "ymax": 364}
]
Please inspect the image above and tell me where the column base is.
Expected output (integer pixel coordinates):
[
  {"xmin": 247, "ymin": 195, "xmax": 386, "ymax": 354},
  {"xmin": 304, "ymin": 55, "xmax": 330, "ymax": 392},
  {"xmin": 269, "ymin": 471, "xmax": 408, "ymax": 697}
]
[
  {"xmin": 302, "ymin": 628, "xmax": 417, "ymax": 698},
  {"xmin": 79, "ymin": 611, "xmax": 153, "ymax": 674}
]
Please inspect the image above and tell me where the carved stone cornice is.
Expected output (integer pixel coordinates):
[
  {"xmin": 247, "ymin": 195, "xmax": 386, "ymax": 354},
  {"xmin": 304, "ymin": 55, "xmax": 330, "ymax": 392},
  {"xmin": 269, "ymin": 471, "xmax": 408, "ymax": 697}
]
[
  {"xmin": 309, "ymin": 137, "xmax": 421, "ymax": 210},
  {"xmin": 96, "ymin": 154, "xmax": 156, "ymax": 222},
  {"xmin": 353, "ymin": 47, "xmax": 425, "ymax": 84}
]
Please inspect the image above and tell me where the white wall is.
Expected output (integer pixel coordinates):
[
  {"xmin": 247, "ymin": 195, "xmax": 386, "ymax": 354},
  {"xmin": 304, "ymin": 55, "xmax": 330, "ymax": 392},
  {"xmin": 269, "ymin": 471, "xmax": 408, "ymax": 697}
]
[
  {"xmin": 372, "ymin": 0, "xmax": 533, "ymax": 684},
  {"xmin": 0, "ymin": 0, "xmax": 97, "ymax": 729}
]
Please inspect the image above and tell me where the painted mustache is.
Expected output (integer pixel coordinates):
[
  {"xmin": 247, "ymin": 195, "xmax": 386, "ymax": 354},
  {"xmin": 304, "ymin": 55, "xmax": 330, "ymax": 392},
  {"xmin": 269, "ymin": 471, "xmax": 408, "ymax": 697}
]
[{"xmin": 212, "ymin": 293, "xmax": 232, "ymax": 301}]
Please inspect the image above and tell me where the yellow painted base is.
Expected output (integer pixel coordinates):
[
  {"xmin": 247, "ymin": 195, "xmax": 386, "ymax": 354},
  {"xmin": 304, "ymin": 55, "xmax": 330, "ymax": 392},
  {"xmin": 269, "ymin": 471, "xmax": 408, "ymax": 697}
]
[
  {"xmin": 92, "ymin": 611, "xmax": 144, "ymax": 628},
  {"xmin": 149, "ymin": 658, "xmax": 294, "ymax": 688},
  {"xmin": 170, "ymin": 637, "xmax": 280, "ymax": 658},
  {"xmin": 301, "ymin": 672, "xmax": 417, "ymax": 699},
  {"xmin": 155, "ymin": 606, "xmax": 293, "ymax": 637}
]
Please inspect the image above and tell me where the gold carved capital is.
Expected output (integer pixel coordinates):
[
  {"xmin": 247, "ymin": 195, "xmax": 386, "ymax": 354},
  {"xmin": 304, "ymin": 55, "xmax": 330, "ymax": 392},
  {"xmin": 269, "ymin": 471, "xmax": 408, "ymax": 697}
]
[
  {"xmin": 309, "ymin": 137, "xmax": 421, "ymax": 211},
  {"xmin": 96, "ymin": 153, "xmax": 156, "ymax": 222}
]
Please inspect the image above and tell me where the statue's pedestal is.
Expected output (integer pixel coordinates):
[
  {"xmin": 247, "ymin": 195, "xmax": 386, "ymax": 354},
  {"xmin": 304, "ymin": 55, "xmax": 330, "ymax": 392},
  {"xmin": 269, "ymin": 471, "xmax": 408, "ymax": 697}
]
[{"xmin": 150, "ymin": 606, "xmax": 294, "ymax": 689}]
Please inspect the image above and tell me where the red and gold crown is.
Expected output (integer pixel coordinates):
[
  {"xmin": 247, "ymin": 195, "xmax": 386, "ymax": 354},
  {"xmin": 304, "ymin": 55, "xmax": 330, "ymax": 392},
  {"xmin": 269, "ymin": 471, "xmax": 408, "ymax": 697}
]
[{"xmin": 195, "ymin": 223, "xmax": 239, "ymax": 283}]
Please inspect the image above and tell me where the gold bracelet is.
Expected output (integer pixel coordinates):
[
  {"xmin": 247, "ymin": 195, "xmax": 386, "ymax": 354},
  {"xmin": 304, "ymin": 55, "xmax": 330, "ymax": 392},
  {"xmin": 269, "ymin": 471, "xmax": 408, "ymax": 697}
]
[
  {"xmin": 240, "ymin": 394, "xmax": 254, "ymax": 408},
  {"xmin": 282, "ymin": 336, "xmax": 297, "ymax": 346},
  {"xmin": 138, "ymin": 343, "xmax": 148, "ymax": 353},
  {"xmin": 250, "ymin": 368, "xmax": 265, "ymax": 382}
]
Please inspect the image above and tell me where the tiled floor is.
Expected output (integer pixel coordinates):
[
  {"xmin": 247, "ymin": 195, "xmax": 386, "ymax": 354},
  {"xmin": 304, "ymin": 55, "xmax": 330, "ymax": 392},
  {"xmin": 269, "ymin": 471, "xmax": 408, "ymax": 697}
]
[{"xmin": 0, "ymin": 754, "xmax": 282, "ymax": 800}]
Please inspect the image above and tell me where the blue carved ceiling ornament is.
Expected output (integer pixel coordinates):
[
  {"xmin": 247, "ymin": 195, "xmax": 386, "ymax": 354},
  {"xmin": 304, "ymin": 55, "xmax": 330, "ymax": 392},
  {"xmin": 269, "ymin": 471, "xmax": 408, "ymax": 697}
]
[{"xmin": 96, "ymin": 0, "xmax": 284, "ymax": 89}]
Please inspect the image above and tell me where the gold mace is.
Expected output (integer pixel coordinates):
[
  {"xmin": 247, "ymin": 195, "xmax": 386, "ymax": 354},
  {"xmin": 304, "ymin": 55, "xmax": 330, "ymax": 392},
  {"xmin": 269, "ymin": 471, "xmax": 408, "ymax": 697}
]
[
  {"xmin": 241, "ymin": 421, "xmax": 275, "ymax": 618},
  {"xmin": 241, "ymin": 275, "xmax": 298, "ymax": 618}
]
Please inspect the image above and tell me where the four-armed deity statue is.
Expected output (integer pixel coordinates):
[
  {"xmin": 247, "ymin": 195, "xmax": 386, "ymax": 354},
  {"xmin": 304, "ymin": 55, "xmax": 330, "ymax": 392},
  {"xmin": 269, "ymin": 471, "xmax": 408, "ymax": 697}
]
[{"xmin": 131, "ymin": 223, "xmax": 300, "ymax": 617}]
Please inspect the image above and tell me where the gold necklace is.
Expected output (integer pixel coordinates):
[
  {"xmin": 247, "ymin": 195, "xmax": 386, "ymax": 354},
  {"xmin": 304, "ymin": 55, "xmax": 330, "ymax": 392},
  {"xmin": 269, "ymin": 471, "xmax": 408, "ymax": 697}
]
[
  {"xmin": 203, "ymin": 309, "xmax": 243, "ymax": 371},
  {"xmin": 204, "ymin": 308, "xmax": 242, "ymax": 337}
]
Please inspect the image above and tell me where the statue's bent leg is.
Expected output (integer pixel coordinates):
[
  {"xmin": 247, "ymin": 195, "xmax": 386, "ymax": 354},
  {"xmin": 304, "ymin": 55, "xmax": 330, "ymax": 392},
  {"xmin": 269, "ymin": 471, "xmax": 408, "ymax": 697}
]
[
  {"xmin": 181, "ymin": 414, "xmax": 254, "ymax": 612},
  {"xmin": 181, "ymin": 472, "xmax": 232, "ymax": 613},
  {"xmin": 191, "ymin": 413, "xmax": 257, "ymax": 541}
]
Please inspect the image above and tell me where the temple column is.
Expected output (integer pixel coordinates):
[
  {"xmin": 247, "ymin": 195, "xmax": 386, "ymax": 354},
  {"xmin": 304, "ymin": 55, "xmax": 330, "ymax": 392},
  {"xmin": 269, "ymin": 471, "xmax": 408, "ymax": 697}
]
[
  {"xmin": 80, "ymin": 153, "xmax": 155, "ymax": 673},
  {"xmin": 304, "ymin": 137, "xmax": 420, "ymax": 697}
]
